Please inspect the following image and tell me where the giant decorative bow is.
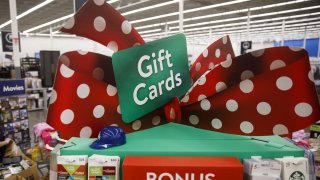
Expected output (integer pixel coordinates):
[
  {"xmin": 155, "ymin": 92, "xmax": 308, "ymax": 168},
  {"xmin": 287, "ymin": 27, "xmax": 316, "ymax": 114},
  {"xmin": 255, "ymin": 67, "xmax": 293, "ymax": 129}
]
[{"xmin": 47, "ymin": 0, "xmax": 320, "ymax": 139}]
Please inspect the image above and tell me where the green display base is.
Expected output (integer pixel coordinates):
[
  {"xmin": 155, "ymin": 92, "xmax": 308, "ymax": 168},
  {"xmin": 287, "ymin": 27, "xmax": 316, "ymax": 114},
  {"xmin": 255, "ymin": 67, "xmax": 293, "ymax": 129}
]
[{"xmin": 60, "ymin": 123, "xmax": 303, "ymax": 178}]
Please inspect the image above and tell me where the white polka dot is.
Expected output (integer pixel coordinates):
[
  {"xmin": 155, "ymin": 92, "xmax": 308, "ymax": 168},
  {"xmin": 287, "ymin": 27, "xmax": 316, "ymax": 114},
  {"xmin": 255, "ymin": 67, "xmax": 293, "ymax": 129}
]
[
  {"xmin": 211, "ymin": 118, "xmax": 222, "ymax": 129},
  {"xmin": 208, "ymin": 62, "xmax": 214, "ymax": 70},
  {"xmin": 270, "ymin": 60, "xmax": 286, "ymax": 71},
  {"xmin": 308, "ymin": 70, "xmax": 314, "ymax": 82},
  {"xmin": 92, "ymin": 67, "xmax": 104, "ymax": 80},
  {"xmin": 170, "ymin": 108, "xmax": 176, "ymax": 120},
  {"xmin": 195, "ymin": 62, "xmax": 201, "ymax": 71},
  {"xmin": 64, "ymin": 17, "xmax": 75, "ymax": 29},
  {"xmin": 117, "ymin": 105, "xmax": 121, "ymax": 114},
  {"xmin": 132, "ymin": 120, "xmax": 141, "ymax": 130},
  {"xmin": 273, "ymin": 124, "xmax": 288, "ymax": 135},
  {"xmin": 200, "ymin": 99, "xmax": 211, "ymax": 111},
  {"xmin": 78, "ymin": 50, "xmax": 88, "ymax": 55},
  {"xmin": 60, "ymin": 109, "xmax": 74, "ymax": 124},
  {"xmin": 241, "ymin": 70, "xmax": 254, "ymax": 80},
  {"xmin": 222, "ymin": 36, "xmax": 228, "ymax": 44},
  {"xmin": 93, "ymin": 105, "xmax": 105, "ymax": 118},
  {"xmin": 295, "ymin": 103, "xmax": 313, "ymax": 117},
  {"xmin": 240, "ymin": 121, "xmax": 254, "ymax": 134},
  {"xmin": 203, "ymin": 49, "xmax": 208, "ymax": 58},
  {"xmin": 152, "ymin": 116, "xmax": 161, "ymax": 126},
  {"xmin": 121, "ymin": 20, "xmax": 132, "ymax": 34},
  {"xmin": 221, "ymin": 53, "xmax": 232, "ymax": 68},
  {"xmin": 197, "ymin": 76, "xmax": 206, "ymax": 85},
  {"xmin": 133, "ymin": 42, "xmax": 140, "ymax": 46},
  {"xmin": 276, "ymin": 76, "xmax": 293, "ymax": 91},
  {"xmin": 257, "ymin": 102, "xmax": 271, "ymax": 115},
  {"xmin": 60, "ymin": 55, "xmax": 70, "ymax": 67},
  {"xmin": 239, "ymin": 79, "xmax": 254, "ymax": 93},
  {"xmin": 77, "ymin": 84, "xmax": 90, "ymax": 99},
  {"xmin": 198, "ymin": 94, "xmax": 207, "ymax": 101},
  {"xmin": 289, "ymin": 46, "xmax": 302, "ymax": 51},
  {"xmin": 181, "ymin": 95, "xmax": 189, "ymax": 103},
  {"xmin": 60, "ymin": 64, "xmax": 74, "ymax": 78},
  {"xmin": 49, "ymin": 89, "xmax": 57, "ymax": 104},
  {"xmin": 215, "ymin": 48, "xmax": 221, "ymax": 58},
  {"xmin": 189, "ymin": 115, "xmax": 199, "ymax": 125},
  {"xmin": 110, "ymin": 124, "xmax": 119, "ymax": 127},
  {"xmin": 93, "ymin": 0, "xmax": 105, "ymax": 6},
  {"xmin": 226, "ymin": 99, "xmax": 238, "ymax": 112},
  {"xmin": 93, "ymin": 16, "xmax": 106, "ymax": 32},
  {"xmin": 80, "ymin": 126, "xmax": 92, "ymax": 138},
  {"xmin": 216, "ymin": 82, "xmax": 227, "ymax": 92},
  {"xmin": 107, "ymin": 41, "xmax": 118, "ymax": 52},
  {"xmin": 106, "ymin": 85, "xmax": 117, "ymax": 96},
  {"xmin": 251, "ymin": 49, "xmax": 264, "ymax": 57}
]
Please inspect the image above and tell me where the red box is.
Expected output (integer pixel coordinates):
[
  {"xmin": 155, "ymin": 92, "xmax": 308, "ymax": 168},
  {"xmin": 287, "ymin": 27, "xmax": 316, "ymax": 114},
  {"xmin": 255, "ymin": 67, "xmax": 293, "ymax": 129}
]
[{"xmin": 122, "ymin": 156, "xmax": 243, "ymax": 180}]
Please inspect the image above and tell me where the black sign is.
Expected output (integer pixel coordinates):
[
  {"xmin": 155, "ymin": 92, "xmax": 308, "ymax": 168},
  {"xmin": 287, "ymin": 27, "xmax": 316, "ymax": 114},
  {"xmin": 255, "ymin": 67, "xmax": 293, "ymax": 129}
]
[
  {"xmin": 1, "ymin": 31, "xmax": 21, "ymax": 52},
  {"xmin": 240, "ymin": 41, "xmax": 252, "ymax": 54},
  {"xmin": 0, "ymin": 80, "xmax": 25, "ymax": 97},
  {"xmin": 74, "ymin": 0, "xmax": 88, "ymax": 12}
]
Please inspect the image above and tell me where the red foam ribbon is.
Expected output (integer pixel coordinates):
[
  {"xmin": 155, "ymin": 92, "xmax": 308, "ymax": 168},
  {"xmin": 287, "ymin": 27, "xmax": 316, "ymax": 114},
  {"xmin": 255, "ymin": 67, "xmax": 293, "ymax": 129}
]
[{"xmin": 47, "ymin": 0, "xmax": 320, "ymax": 139}]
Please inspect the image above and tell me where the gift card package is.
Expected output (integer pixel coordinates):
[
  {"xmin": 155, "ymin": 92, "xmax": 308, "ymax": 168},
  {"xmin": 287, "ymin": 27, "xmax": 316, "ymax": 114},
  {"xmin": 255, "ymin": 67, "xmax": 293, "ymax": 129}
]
[
  {"xmin": 243, "ymin": 157, "xmax": 281, "ymax": 180},
  {"xmin": 88, "ymin": 155, "xmax": 120, "ymax": 180},
  {"xmin": 276, "ymin": 156, "xmax": 309, "ymax": 180},
  {"xmin": 57, "ymin": 155, "xmax": 88, "ymax": 180}
]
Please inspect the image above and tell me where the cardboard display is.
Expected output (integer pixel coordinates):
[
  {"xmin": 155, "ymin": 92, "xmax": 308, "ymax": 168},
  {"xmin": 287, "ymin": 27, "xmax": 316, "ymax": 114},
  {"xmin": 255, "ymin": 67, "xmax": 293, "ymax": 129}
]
[
  {"xmin": 123, "ymin": 156, "xmax": 243, "ymax": 180},
  {"xmin": 3, "ymin": 140, "xmax": 40, "ymax": 180},
  {"xmin": 59, "ymin": 123, "xmax": 304, "ymax": 179}
]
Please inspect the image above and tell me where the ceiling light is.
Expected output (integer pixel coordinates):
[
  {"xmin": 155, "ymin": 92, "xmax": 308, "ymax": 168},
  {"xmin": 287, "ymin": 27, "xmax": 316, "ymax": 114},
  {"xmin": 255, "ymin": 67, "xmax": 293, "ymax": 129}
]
[
  {"xmin": 0, "ymin": 0, "xmax": 54, "ymax": 30},
  {"xmin": 122, "ymin": 1, "xmax": 178, "ymax": 16},
  {"xmin": 23, "ymin": 13, "xmax": 74, "ymax": 33}
]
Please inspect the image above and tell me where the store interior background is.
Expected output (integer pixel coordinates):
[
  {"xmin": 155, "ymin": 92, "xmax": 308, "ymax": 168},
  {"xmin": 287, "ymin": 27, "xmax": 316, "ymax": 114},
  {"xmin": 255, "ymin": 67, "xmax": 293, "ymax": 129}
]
[{"xmin": 0, "ymin": 0, "xmax": 319, "ymax": 143}]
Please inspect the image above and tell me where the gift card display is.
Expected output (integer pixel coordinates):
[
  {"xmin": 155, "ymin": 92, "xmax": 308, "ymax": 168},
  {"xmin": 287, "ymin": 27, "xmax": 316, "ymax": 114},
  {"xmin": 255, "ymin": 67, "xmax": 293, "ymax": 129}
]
[
  {"xmin": 276, "ymin": 157, "xmax": 309, "ymax": 180},
  {"xmin": 88, "ymin": 155, "xmax": 120, "ymax": 180},
  {"xmin": 113, "ymin": 34, "xmax": 191, "ymax": 123},
  {"xmin": 57, "ymin": 155, "xmax": 88, "ymax": 180}
]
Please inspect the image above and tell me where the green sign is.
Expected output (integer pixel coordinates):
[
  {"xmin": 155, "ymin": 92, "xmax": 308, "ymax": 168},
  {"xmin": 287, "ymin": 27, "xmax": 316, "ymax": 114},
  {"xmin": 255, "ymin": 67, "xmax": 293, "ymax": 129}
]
[{"xmin": 112, "ymin": 34, "xmax": 191, "ymax": 123}]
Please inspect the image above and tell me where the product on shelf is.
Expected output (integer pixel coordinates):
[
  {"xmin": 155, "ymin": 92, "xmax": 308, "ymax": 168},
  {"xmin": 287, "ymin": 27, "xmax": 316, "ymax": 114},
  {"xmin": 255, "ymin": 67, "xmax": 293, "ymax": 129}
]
[
  {"xmin": 57, "ymin": 155, "xmax": 88, "ymax": 180},
  {"xmin": 276, "ymin": 156, "xmax": 309, "ymax": 180},
  {"xmin": 88, "ymin": 155, "xmax": 120, "ymax": 180},
  {"xmin": 243, "ymin": 156, "xmax": 281, "ymax": 180}
]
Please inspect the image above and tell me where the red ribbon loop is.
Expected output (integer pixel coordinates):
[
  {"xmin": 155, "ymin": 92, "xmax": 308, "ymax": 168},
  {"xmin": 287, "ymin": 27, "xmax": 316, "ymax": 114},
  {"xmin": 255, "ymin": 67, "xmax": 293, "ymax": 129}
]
[{"xmin": 164, "ymin": 97, "xmax": 182, "ymax": 123}]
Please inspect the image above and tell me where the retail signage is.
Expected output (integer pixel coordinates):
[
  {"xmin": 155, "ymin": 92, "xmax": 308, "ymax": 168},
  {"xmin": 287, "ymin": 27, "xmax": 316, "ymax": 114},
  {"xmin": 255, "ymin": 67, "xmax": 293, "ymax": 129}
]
[
  {"xmin": 123, "ymin": 156, "xmax": 243, "ymax": 180},
  {"xmin": 112, "ymin": 34, "xmax": 191, "ymax": 123},
  {"xmin": 1, "ymin": 31, "xmax": 20, "ymax": 52},
  {"xmin": 0, "ymin": 80, "xmax": 25, "ymax": 97},
  {"xmin": 240, "ymin": 41, "xmax": 252, "ymax": 54}
]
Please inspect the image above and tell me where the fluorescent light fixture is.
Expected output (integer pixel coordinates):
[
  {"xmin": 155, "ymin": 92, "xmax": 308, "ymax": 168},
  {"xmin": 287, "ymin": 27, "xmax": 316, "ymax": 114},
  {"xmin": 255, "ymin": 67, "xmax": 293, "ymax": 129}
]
[
  {"xmin": 135, "ymin": 0, "xmax": 315, "ymax": 30},
  {"xmin": 131, "ymin": 0, "xmax": 250, "ymax": 24},
  {"xmin": 139, "ymin": 28, "xmax": 162, "ymax": 34},
  {"xmin": 0, "ymin": 0, "xmax": 54, "ymax": 29},
  {"xmin": 122, "ymin": 1, "xmax": 178, "ymax": 16},
  {"xmin": 23, "ymin": 13, "xmax": 74, "ymax": 33},
  {"xmin": 107, "ymin": 0, "xmax": 120, "ymax": 4}
]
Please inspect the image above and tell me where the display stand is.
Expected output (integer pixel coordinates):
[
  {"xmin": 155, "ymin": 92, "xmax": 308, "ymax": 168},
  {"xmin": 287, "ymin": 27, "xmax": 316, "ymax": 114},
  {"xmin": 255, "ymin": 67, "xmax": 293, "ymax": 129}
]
[{"xmin": 0, "ymin": 79, "xmax": 31, "ymax": 152}]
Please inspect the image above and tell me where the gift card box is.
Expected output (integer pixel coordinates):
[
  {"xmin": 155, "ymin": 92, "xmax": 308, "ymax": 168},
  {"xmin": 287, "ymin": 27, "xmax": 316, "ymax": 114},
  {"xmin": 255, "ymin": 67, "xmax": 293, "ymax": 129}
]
[
  {"xmin": 88, "ymin": 155, "xmax": 120, "ymax": 180},
  {"xmin": 57, "ymin": 155, "xmax": 88, "ymax": 180},
  {"xmin": 276, "ymin": 156, "xmax": 309, "ymax": 180},
  {"xmin": 243, "ymin": 157, "xmax": 281, "ymax": 180},
  {"xmin": 123, "ymin": 156, "xmax": 243, "ymax": 180}
]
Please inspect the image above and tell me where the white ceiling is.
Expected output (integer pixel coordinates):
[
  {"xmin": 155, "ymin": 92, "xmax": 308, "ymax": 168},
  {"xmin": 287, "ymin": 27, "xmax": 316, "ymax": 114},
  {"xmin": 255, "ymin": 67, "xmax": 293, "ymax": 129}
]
[{"xmin": 0, "ymin": 0, "xmax": 319, "ymax": 42}]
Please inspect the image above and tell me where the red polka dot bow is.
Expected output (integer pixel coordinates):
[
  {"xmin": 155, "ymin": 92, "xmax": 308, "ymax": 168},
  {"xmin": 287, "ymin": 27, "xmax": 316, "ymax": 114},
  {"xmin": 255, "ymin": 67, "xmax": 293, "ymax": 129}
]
[{"xmin": 47, "ymin": 0, "xmax": 320, "ymax": 139}]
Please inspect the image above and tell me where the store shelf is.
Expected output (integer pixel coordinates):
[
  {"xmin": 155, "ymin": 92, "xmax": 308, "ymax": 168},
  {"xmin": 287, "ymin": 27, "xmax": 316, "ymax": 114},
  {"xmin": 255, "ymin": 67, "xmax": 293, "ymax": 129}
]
[{"xmin": 28, "ymin": 108, "xmax": 45, "ymax": 111}]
